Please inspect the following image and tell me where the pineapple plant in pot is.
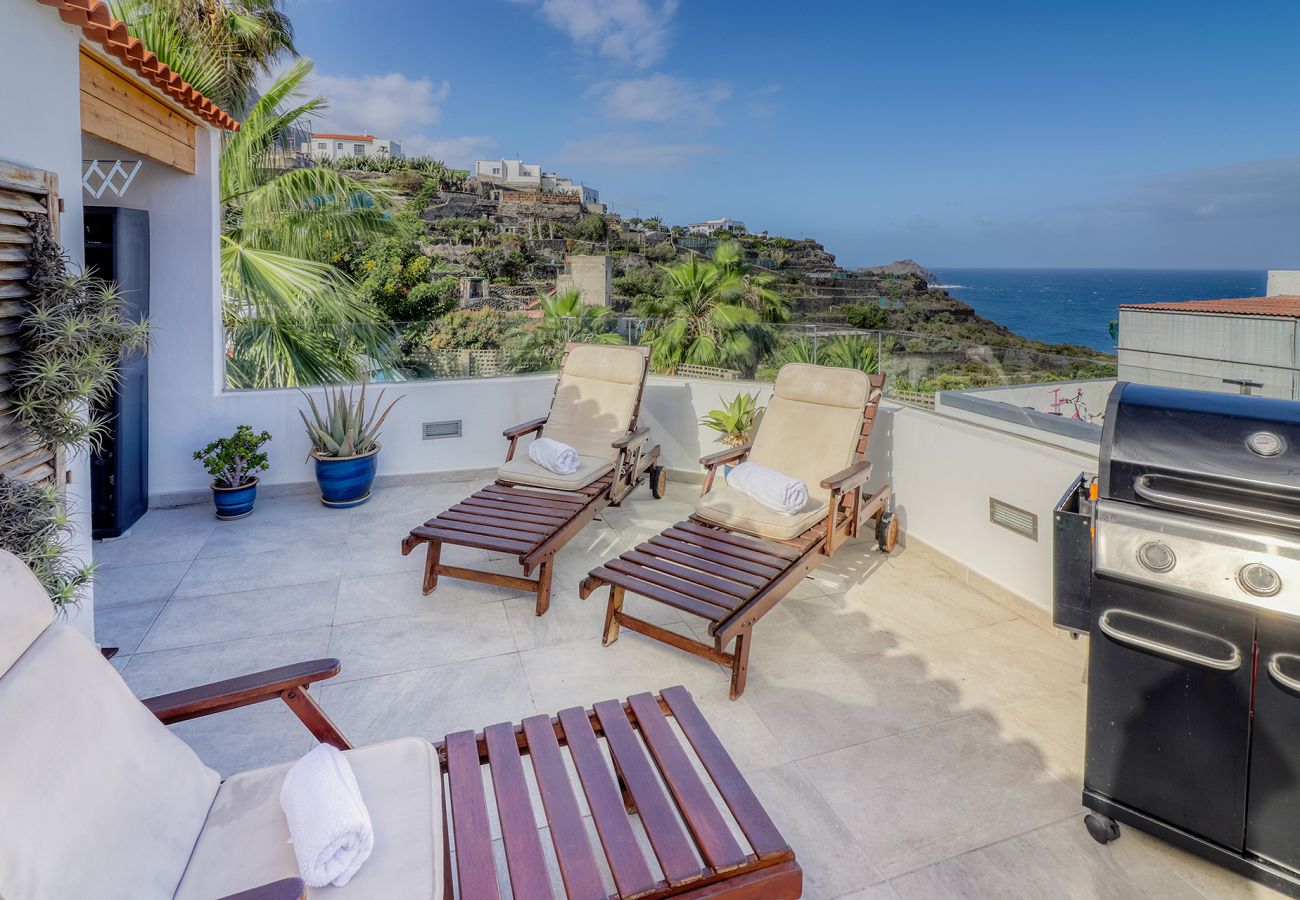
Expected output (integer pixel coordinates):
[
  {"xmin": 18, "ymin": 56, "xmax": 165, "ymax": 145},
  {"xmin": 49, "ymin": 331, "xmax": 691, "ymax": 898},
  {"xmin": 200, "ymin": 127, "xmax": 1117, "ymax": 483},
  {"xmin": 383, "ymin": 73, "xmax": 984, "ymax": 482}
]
[{"xmin": 299, "ymin": 383, "xmax": 401, "ymax": 508}]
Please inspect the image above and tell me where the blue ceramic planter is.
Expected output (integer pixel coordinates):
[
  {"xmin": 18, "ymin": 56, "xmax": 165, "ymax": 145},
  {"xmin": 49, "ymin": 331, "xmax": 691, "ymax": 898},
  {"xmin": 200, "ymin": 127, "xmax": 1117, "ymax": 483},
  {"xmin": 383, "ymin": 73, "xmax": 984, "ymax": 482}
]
[
  {"xmin": 314, "ymin": 447, "xmax": 379, "ymax": 508},
  {"xmin": 212, "ymin": 478, "xmax": 258, "ymax": 520}
]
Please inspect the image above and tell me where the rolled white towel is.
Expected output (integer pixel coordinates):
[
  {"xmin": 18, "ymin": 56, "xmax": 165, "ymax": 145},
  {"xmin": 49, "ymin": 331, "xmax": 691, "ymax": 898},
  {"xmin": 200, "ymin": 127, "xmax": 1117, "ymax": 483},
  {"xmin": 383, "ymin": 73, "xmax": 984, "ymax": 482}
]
[
  {"xmin": 279, "ymin": 743, "xmax": 375, "ymax": 888},
  {"xmin": 528, "ymin": 436, "xmax": 580, "ymax": 475},
  {"xmin": 727, "ymin": 461, "xmax": 809, "ymax": 515}
]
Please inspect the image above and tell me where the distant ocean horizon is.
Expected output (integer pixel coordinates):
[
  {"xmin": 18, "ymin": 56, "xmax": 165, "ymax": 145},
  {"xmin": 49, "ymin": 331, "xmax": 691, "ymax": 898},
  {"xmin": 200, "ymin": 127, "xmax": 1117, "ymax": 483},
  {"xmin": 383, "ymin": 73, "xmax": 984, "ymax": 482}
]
[{"xmin": 931, "ymin": 268, "xmax": 1267, "ymax": 353}]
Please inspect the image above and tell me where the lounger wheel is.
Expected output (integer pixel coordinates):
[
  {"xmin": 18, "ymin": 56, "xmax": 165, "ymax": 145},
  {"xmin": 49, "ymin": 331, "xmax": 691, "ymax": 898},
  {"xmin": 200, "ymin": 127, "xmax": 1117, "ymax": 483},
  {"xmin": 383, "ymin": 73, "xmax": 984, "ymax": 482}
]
[
  {"xmin": 650, "ymin": 465, "xmax": 668, "ymax": 499},
  {"xmin": 876, "ymin": 511, "xmax": 898, "ymax": 552},
  {"xmin": 1084, "ymin": 813, "xmax": 1120, "ymax": 845}
]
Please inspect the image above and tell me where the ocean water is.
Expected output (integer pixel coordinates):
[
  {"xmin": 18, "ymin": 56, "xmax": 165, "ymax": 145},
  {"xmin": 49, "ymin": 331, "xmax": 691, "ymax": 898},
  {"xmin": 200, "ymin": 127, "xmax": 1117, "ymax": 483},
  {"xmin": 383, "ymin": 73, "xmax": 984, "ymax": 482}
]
[{"xmin": 932, "ymin": 268, "xmax": 1267, "ymax": 353}]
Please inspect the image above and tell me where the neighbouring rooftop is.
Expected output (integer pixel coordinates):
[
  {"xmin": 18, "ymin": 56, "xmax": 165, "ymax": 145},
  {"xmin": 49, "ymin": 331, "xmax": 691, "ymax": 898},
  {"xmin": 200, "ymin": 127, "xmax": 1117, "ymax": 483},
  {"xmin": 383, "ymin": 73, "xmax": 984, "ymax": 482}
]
[
  {"xmin": 1121, "ymin": 296, "xmax": 1300, "ymax": 317},
  {"xmin": 93, "ymin": 478, "xmax": 1283, "ymax": 899}
]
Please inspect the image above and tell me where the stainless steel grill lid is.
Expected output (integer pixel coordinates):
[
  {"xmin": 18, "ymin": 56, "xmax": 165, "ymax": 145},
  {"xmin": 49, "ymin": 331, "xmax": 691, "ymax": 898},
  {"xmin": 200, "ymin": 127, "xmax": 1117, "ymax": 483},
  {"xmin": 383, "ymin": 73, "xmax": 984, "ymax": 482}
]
[{"xmin": 1099, "ymin": 383, "xmax": 1300, "ymax": 522}]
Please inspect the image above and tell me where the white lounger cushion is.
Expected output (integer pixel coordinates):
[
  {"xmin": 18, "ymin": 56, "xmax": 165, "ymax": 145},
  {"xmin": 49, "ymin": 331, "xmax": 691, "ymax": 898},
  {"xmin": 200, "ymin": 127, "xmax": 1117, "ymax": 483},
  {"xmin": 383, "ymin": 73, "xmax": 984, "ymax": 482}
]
[
  {"xmin": 498, "ymin": 344, "xmax": 647, "ymax": 489},
  {"xmin": 499, "ymin": 452, "xmax": 613, "ymax": 491},
  {"xmin": 0, "ymin": 552, "xmax": 221, "ymax": 900},
  {"xmin": 695, "ymin": 481, "xmax": 827, "ymax": 541},
  {"xmin": 694, "ymin": 364, "xmax": 871, "ymax": 540},
  {"xmin": 176, "ymin": 737, "xmax": 444, "ymax": 900}
]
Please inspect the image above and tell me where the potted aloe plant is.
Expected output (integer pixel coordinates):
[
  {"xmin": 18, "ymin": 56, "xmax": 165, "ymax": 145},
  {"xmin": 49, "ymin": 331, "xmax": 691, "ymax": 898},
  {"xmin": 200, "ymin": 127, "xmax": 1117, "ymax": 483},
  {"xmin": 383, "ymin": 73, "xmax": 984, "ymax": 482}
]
[
  {"xmin": 700, "ymin": 391, "xmax": 764, "ymax": 447},
  {"xmin": 193, "ymin": 425, "xmax": 272, "ymax": 519},
  {"xmin": 299, "ymin": 383, "xmax": 401, "ymax": 508}
]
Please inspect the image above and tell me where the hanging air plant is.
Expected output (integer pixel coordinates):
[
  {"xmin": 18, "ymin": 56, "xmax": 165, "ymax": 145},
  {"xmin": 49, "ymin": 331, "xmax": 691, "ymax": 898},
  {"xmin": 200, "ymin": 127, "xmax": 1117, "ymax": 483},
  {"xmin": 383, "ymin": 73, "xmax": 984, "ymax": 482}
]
[
  {"xmin": 10, "ymin": 214, "xmax": 150, "ymax": 451},
  {"xmin": 0, "ymin": 476, "xmax": 94, "ymax": 612}
]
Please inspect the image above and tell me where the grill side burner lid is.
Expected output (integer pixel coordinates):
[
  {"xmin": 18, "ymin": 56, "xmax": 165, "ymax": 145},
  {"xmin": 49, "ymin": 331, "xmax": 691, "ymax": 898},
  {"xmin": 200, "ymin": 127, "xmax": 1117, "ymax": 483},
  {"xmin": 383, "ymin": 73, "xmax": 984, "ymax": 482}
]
[{"xmin": 1100, "ymin": 383, "xmax": 1300, "ymax": 509}]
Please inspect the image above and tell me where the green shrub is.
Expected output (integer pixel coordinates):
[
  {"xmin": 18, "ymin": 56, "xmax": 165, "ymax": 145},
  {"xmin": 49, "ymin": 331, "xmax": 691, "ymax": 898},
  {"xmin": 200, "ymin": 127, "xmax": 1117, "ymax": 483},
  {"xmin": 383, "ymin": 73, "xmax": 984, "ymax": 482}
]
[{"xmin": 844, "ymin": 303, "xmax": 887, "ymax": 330}]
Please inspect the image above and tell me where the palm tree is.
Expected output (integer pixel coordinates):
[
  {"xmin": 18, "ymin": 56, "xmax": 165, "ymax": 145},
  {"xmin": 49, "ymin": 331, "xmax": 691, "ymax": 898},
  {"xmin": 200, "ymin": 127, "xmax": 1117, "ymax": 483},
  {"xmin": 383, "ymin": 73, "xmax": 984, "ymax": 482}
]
[
  {"xmin": 774, "ymin": 334, "xmax": 880, "ymax": 374},
  {"xmin": 514, "ymin": 289, "xmax": 622, "ymax": 372},
  {"xmin": 110, "ymin": 0, "xmax": 295, "ymax": 115},
  {"xmin": 221, "ymin": 60, "xmax": 396, "ymax": 387},
  {"xmin": 635, "ymin": 257, "xmax": 759, "ymax": 374},
  {"xmin": 712, "ymin": 241, "xmax": 790, "ymax": 322}
]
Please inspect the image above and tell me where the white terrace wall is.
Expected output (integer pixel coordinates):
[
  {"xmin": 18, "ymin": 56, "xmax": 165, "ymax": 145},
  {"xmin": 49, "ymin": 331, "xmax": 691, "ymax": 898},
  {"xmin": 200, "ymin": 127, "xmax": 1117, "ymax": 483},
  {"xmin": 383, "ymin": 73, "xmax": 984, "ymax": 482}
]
[
  {"xmin": 0, "ymin": 3, "xmax": 93, "ymax": 636},
  {"xmin": 156, "ymin": 371, "xmax": 1095, "ymax": 615}
]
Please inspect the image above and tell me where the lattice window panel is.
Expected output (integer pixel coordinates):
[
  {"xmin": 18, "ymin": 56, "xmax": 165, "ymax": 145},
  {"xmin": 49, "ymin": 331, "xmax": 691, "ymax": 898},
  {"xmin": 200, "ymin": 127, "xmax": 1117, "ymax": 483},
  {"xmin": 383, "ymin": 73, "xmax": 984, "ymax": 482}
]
[{"xmin": 0, "ymin": 160, "xmax": 60, "ymax": 486}]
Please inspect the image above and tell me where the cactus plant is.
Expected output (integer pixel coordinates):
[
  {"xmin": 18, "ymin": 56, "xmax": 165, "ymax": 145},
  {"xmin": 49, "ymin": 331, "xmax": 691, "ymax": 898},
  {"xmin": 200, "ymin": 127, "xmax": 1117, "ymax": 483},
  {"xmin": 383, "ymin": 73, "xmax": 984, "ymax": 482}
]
[{"xmin": 298, "ymin": 382, "xmax": 401, "ymax": 458}]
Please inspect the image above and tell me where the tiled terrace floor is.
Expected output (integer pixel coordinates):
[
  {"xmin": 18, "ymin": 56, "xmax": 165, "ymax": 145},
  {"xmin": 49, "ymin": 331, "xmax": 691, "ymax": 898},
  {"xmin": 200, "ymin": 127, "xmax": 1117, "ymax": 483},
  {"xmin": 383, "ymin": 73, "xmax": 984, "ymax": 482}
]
[{"xmin": 94, "ymin": 479, "xmax": 1282, "ymax": 899}]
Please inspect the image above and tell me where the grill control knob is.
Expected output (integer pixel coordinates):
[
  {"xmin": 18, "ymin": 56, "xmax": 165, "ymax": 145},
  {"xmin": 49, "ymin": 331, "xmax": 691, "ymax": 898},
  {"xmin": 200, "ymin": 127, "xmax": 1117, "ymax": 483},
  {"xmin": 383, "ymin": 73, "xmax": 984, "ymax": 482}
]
[
  {"xmin": 1137, "ymin": 541, "xmax": 1176, "ymax": 573},
  {"xmin": 1238, "ymin": 563, "xmax": 1282, "ymax": 598},
  {"xmin": 1247, "ymin": 431, "xmax": 1286, "ymax": 457}
]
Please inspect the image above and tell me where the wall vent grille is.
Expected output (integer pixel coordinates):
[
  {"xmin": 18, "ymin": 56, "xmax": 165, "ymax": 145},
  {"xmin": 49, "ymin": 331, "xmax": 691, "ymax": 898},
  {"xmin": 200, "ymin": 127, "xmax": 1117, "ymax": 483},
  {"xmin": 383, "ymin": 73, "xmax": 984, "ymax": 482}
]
[
  {"xmin": 989, "ymin": 497, "xmax": 1038, "ymax": 541},
  {"xmin": 423, "ymin": 420, "xmax": 462, "ymax": 440}
]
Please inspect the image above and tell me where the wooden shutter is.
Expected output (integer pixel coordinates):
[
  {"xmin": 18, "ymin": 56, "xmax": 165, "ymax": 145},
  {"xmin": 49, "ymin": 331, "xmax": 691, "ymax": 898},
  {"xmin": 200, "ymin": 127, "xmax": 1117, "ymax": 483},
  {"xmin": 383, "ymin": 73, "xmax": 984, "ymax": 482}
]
[{"xmin": 0, "ymin": 160, "xmax": 60, "ymax": 485}]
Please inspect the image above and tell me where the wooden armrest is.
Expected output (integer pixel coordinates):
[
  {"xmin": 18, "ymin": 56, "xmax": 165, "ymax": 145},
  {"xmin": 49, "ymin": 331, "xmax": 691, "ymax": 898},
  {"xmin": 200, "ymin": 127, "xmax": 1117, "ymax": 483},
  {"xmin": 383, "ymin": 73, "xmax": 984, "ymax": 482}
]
[
  {"xmin": 218, "ymin": 878, "xmax": 306, "ymax": 900},
  {"xmin": 699, "ymin": 444, "xmax": 751, "ymax": 468},
  {"xmin": 143, "ymin": 658, "xmax": 342, "ymax": 725},
  {"xmin": 612, "ymin": 425, "xmax": 652, "ymax": 449},
  {"xmin": 503, "ymin": 416, "xmax": 547, "ymax": 439},
  {"xmin": 821, "ymin": 461, "xmax": 873, "ymax": 493}
]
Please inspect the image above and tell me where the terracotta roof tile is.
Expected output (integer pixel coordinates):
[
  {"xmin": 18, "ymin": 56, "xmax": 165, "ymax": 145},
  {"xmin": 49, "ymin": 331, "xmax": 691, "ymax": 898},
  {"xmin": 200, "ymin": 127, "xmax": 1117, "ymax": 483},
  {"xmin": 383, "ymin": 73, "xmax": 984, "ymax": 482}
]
[
  {"xmin": 1121, "ymin": 296, "xmax": 1300, "ymax": 318},
  {"xmin": 37, "ymin": 0, "xmax": 238, "ymax": 131},
  {"xmin": 311, "ymin": 133, "xmax": 376, "ymax": 142}
]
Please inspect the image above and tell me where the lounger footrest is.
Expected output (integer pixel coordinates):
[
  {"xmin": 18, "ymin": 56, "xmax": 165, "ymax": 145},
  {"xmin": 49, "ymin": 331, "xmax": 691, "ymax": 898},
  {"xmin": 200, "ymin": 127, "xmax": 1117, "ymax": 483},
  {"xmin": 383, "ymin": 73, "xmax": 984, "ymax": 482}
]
[
  {"xmin": 436, "ymin": 687, "xmax": 801, "ymax": 900},
  {"xmin": 585, "ymin": 519, "xmax": 821, "ymax": 632}
]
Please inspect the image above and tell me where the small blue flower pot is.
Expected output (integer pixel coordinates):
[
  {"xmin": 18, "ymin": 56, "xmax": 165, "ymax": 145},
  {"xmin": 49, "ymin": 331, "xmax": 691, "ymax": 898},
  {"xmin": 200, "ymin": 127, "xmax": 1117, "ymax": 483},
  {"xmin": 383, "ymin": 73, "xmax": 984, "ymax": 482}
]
[
  {"xmin": 212, "ymin": 478, "xmax": 258, "ymax": 520},
  {"xmin": 314, "ymin": 447, "xmax": 379, "ymax": 509}
]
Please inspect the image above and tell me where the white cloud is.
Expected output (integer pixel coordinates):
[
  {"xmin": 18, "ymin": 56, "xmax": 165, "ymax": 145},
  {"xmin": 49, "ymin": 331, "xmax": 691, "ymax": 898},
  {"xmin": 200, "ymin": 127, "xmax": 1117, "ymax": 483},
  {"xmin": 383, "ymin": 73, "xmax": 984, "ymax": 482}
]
[
  {"xmin": 523, "ymin": 0, "xmax": 679, "ymax": 68},
  {"xmin": 592, "ymin": 75, "xmax": 730, "ymax": 124},
  {"xmin": 310, "ymin": 71, "xmax": 494, "ymax": 165},
  {"xmin": 557, "ymin": 132, "xmax": 721, "ymax": 169},
  {"xmin": 313, "ymin": 72, "xmax": 449, "ymax": 136},
  {"xmin": 402, "ymin": 135, "xmax": 498, "ymax": 167},
  {"xmin": 1116, "ymin": 156, "xmax": 1300, "ymax": 222}
]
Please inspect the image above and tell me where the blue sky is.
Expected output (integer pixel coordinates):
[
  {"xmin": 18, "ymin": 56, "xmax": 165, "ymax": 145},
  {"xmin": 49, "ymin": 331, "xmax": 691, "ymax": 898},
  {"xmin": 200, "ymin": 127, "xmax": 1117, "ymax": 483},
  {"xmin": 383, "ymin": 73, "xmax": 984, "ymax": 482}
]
[{"xmin": 288, "ymin": 0, "xmax": 1300, "ymax": 269}]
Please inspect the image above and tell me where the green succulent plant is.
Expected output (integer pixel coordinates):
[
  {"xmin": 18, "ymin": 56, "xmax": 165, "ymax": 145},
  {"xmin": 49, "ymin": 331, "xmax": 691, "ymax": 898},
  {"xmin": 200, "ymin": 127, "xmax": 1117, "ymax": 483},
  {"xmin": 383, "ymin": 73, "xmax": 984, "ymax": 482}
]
[
  {"xmin": 299, "ymin": 382, "xmax": 401, "ymax": 458},
  {"xmin": 193, "ymin": 425, "xmax": 272, "ymax": 488},
  {"xmin": 700, "ymin": 391, "xmax": 765, "ymax": 447}
]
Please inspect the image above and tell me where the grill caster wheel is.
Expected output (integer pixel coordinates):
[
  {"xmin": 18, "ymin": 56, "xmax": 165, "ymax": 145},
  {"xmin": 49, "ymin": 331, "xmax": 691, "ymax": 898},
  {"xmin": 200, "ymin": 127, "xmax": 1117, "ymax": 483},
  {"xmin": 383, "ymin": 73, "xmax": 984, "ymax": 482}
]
[
  {"xmin": 1085, "ymin": 813, "xmax": 1120, "ymax": 845},
  {"xmin": 650, "ymin": 466, "xmax": 668, "ymax": 499},
  {"xmin": 876, "ymin": 512, "xmax": 898, "ymax": 552}
]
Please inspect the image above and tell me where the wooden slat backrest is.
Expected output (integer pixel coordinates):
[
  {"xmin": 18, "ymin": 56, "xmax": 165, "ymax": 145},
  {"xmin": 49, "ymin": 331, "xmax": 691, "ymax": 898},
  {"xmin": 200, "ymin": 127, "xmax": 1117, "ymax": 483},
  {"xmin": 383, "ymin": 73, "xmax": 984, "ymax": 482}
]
[
  {"xmin": 855, "ymin": 372, "xmax": 887, "ymax": 457},
  {"xmin": 0, "ymin": 161, "xmax": 59, "ymax": 487}
]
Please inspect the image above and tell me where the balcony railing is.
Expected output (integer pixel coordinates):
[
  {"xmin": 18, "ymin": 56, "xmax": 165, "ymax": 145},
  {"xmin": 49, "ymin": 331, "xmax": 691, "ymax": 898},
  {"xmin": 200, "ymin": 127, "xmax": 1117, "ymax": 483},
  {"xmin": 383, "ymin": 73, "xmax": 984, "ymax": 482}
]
[{"xmin": 223, "ymin": 318, "xmax": 1118, "ymax": 397}]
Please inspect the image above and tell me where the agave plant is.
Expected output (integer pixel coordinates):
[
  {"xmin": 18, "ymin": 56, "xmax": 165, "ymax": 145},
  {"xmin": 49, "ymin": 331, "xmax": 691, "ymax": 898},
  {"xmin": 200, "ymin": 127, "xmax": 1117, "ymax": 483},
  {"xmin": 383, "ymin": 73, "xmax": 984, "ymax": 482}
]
[
  {"xmin": 298, "ymin": 382, "xmax": 401, "ymax": 458},
  {"xmin": 700, "ymin": 391, "xmax": 765, "ymax": 447}
]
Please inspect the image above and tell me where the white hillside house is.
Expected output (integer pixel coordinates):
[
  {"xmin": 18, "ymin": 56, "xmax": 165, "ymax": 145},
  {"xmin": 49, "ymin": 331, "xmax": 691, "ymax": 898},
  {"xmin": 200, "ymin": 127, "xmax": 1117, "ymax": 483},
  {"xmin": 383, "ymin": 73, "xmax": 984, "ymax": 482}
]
[
  {"xmin": 688, "ymin": 218, "xmax": 747, "ymax": 236},
  {"xmin": 304, "ymin": 133, "xmax": 402, "ymax": 161},
  {"xmin": 474, "ymin": 158, "xmax": 599, "ymax": 204}
]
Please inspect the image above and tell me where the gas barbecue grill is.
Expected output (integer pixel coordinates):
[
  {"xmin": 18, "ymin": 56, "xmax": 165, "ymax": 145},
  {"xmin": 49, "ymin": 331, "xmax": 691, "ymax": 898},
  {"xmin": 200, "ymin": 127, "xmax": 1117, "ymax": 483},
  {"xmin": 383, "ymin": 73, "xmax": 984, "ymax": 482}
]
[{"xmin": 1055, "ymin": 382, "xmax": 1300, "ymax": 897}]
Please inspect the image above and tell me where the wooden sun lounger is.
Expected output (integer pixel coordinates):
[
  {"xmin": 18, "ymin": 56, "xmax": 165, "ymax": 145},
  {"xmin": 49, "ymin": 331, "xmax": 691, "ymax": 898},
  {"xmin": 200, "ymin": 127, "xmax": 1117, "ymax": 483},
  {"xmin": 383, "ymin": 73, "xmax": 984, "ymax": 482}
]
[
  {"xmin": 580, "ymin": 372, "xmax": 895, "ymax": 699},
  {"xmin": 401, "ymin": 344, "xmax": 665, "ymax": 616},
  {"xmin": 146, "ymin": 666, "xmax": 802, "ymax": 899}
]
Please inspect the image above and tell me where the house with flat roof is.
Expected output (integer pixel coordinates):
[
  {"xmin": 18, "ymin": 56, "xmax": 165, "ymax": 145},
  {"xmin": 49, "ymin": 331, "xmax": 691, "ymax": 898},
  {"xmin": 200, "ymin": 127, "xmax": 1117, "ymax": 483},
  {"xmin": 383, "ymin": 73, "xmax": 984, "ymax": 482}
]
[
  {"xmin": 688, "ymin": 217, "xmax": 747, "ymax": 235},
  {"xmin": 304, "ymin": 132, "xmax": 401, "ymax": 161},
  {"xmin": 474, "ymin": 158, "xmax": 599, "ymax": 204},
  {"xmin": 1118, "ymin": 293, "xmax": 1300, "ymax": 399}
]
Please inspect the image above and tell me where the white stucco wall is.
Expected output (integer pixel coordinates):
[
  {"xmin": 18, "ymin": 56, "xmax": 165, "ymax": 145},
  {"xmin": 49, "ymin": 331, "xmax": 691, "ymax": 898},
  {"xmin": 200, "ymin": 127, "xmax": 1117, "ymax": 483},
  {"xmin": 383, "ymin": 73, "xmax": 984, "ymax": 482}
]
[
  {"xmin": 151, "ymin": 362, "xmax": 1092, "ymax": 614},
  {"xmin": 0, "ymin": 2, "xmax": 93, "ymax": 637}
]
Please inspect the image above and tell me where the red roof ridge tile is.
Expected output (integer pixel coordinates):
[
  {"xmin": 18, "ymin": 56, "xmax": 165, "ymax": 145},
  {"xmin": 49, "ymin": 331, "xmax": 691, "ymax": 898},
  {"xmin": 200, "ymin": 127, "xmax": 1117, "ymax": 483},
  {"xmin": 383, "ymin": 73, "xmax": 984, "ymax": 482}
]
[
  {"xmin": 311, "ymin": 133, "xmax": 377, "ymax": 141},
  {"xmin": 1120, "ymin": 296, "xmax": 1300, "ymax": 318},
  {"xmin": 37, "ymin": 0, "xmax": 239, "ymax": 131}
]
